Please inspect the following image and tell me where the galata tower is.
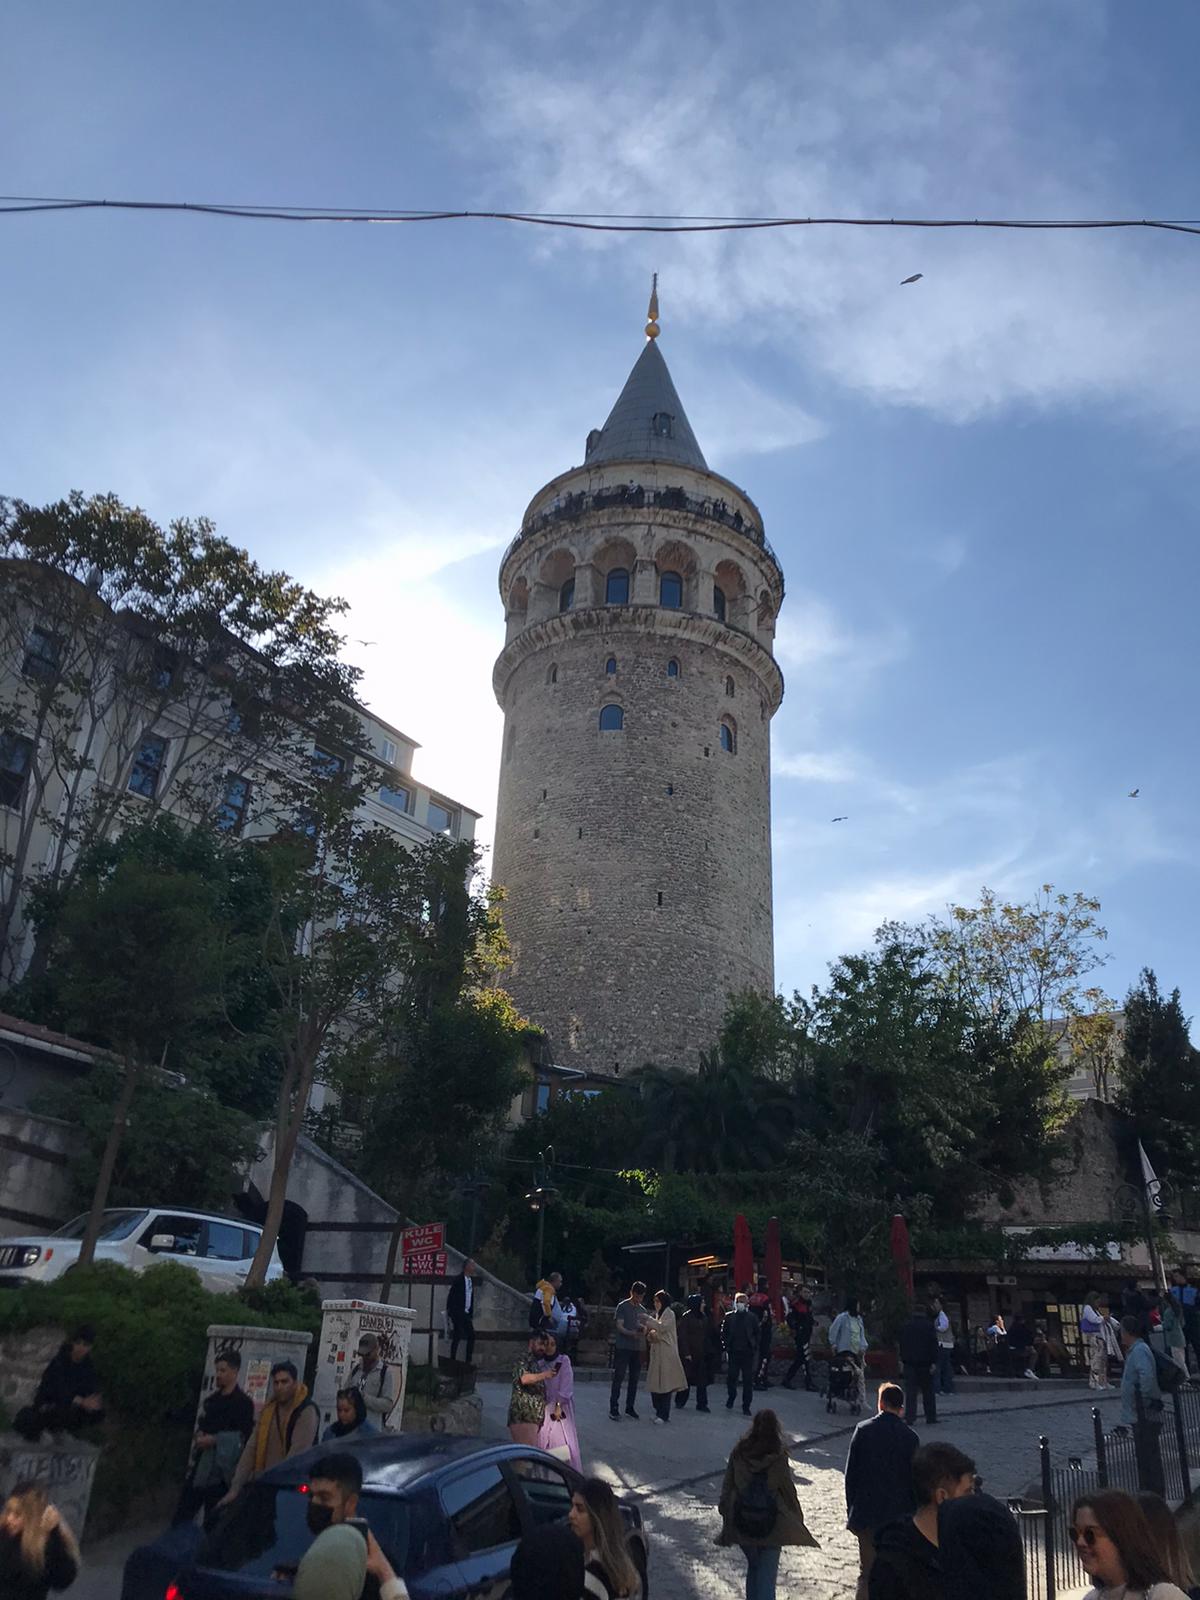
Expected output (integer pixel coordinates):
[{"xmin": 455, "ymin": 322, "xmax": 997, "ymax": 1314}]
[{"xmin": 491, "ymin": 286, "xmax": 785, "ymax": 1078}]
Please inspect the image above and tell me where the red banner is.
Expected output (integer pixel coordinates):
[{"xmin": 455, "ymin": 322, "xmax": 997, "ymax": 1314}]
[
  {"xmin": 403, "ymin": 1250, "xmax": 448, "ymax": 1278},
  {"xmin": 401, "ymin": 1222, "xmax": 445, "ymax": 1255}
]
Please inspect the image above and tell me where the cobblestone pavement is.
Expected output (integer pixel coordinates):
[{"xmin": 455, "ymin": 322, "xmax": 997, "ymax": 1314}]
[{"xmin": 478, "ymin": 1376, "xmax": 1121, "ymax": 1598}]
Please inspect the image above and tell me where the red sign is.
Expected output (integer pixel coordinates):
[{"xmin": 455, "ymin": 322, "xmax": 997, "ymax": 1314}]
[
  {"xmin": 403, "ymin": 1250, "xmax": 448, "ymax": 1278},
  {"xmin": 401, "ymin": 1222, "xmax": 445, "ymax": 1255}
]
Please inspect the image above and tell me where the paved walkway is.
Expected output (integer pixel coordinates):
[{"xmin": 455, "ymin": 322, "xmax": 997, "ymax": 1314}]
[{"xmin": 477, "ymin": 1375, "xmax": 1120, "ymax": 1598}]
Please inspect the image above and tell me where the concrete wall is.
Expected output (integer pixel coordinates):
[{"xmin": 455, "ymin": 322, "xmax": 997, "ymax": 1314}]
[
  {"xmin": 0, "ymin": 1107, "xmax": 76, "ymax": 1235},
  {"xmin": 977, "ymin": 1099, "xmax": 1134, "ymax": 1229},
  {"xmin": 252, "ymin": 1132, "xmax": 533, "ymax": 1370}
]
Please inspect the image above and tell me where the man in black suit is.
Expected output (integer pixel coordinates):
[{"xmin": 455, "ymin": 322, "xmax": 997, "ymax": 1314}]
[
  {"xmin": 446, "ymin": 1258, "xmax": 478, "ymax": 1365},
  {"xmin": 844, "ymin": 1382, "xmax": 918, "ymax": 1599},
  {"xmin": 899, "ymin": 1305, "xmax": 939, "ymax": 1426},
  {"xmin": 722, "ymin": 1292, "xmax": 759, "ymax": 1416}
]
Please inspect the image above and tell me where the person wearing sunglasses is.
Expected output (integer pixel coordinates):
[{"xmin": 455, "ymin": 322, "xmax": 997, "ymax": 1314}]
[{"xmin": 1069, "ymin": 1488, "xmax": 1191, "ymax": 1598}]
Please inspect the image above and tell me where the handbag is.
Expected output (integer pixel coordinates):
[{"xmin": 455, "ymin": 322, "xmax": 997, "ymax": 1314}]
[{"xmin": 539, "ymin": 1410, "xmax": 573, "ymax": 1463}]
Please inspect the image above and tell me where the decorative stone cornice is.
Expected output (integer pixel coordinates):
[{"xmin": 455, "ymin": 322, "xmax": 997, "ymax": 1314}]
[{"xmin": 492, "ymin": 604, "xmax": 785, "ymax": 711}]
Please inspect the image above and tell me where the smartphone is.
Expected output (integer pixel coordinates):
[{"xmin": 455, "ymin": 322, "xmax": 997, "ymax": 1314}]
[{"xmin": 345, "ymin": 1517, "xmax": 371, "ymax": 1543}]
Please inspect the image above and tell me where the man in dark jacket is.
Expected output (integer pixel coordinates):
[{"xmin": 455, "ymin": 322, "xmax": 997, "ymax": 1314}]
[
  {"xmin": 868, "ymin": 1440, "xmax": 976, "ymax": 1600},
  {"xmin": 722, "ymin": 1293, "xmax": 759, "ymax": 1416},
  {"xmin": 898, "ymin": 1305, "xmax": 939, "ymax": 1425},
  {"xmin": 14, "ymin": 1324, "xmax": 104, "ymax": 1441},
  {"xmin": 783, "ymin": 1290, "xmax": 815, "ymax": 1390},
  {"xmin": 173, "ymin": 1347, "xmax": 256, "ymax": 1529},
  {"xmin": 446, "ymin": 1259, "xmax": 478, "ymax": 1365},
  {"xmin": 676, "ymin": 1293, "xmax": 719, "ymax": 1412},
  {"xmin": 844, "ymin": 1382, "xmax": 918, "ymax": 1598}
]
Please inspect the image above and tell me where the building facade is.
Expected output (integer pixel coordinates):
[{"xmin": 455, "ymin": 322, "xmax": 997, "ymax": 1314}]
[{"xmin": 491, "ymin": 304, "xmax": 785, "ymax": 1077}]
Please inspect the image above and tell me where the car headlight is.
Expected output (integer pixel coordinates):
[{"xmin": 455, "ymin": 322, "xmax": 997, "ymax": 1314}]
[{"xmin": 18, "ymin": 1246, "xmax": 42, "ymax": 1267}]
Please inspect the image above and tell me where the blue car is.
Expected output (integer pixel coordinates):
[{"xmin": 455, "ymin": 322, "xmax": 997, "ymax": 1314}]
[{"xmin": 125, "ymin": 1436, "xmax": 649, "ymax": 1600}]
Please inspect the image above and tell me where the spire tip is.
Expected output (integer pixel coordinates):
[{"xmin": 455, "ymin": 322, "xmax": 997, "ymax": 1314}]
[{"xmin": 645, "ymin": 272, "xmax": 660, "ymax": 340}]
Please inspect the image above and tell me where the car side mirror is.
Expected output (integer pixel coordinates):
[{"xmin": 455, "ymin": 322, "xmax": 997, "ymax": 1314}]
[{"xmin": 150, "ymin": 1233, "xmax": 176, "ymax": 1252}]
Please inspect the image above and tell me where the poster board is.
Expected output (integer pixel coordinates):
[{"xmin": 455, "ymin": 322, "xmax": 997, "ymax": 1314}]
[{"xmin": 315, "ymin": 1299, "xmax": 417, "ymax": 1435}]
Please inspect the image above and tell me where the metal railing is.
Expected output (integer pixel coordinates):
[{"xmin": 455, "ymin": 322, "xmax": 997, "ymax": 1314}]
[{"xmin": 500, "ymin": 482, "xmax": 782, "ymax": 572}]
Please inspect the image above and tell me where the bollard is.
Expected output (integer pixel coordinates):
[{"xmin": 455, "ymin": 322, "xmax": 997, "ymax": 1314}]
[
  {"xmin": 1173, "ymin": 1388, "xmax": 1193, "ymax": 1500},
  {"xmin": 1039, "ymin": 1435, "xmax": 1056, "ymax": 1600},
  {"xmin": 1093, "ymin": 1407, "xmax": 1108, "ymax": 1487}
]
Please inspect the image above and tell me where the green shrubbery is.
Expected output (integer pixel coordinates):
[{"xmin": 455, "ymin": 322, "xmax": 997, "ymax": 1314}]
[{"xmin": 0, "ymin": 1261, "xmax": 322, "ymax": 1534}]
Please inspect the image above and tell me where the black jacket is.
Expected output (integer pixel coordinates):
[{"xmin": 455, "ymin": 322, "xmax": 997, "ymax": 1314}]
[
  {"xmin": 898, "ymin": 1316, "xmax": 938, "ymax": 1369},
  {"xmin": 34, "ymin": 1345, "xmax": 100, "ymax": 1410},
  {"xmin": 0, "ymin": 1525, "xmax": 79, "ymax": 1600},
  {"xmin": 722, "ymin": 1308, "xmax": 758, "ymax": 1358},
  {"xmin": 867, "ymin": 1516, "xmax": 942, "ymax": 1600},
  {"xmin": 844, "ymin": 1410, "xmax": 918, "ymax": 1533},
  {"xmin": 938, "ymin": 1493, "xmax": 1026, "ymax": 1600},
  {"xmin": 446, "ymin": 1273, "xmax": 475, "ymax": 1319},
  {"xmin": 787, "ymin": 1303, "xmax": 814, "ymax": 1345},
  {"xmin": 198, "ymin": 1385, "xmax": 255, "ymax": 1439}
]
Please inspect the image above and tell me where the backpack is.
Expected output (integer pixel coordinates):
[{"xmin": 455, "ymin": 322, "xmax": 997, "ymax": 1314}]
[
  {"xmin": 1152, "ymin": 1347, "xmax": 1185, "ymax": 1393},
  {"xmin": 732, "ymin": 1468, "xmax": 777, "ymax": 1540}
]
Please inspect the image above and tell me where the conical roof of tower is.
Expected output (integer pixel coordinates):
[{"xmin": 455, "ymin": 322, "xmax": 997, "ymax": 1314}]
[{"xmin": 583, "ymin": 339, "xmax": 709, "ymax": 472}]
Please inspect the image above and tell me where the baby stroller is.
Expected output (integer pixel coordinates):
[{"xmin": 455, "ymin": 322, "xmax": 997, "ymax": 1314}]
[{"xmin": 824, "ymin": 1352, "xmax": 863, "ymax": 1415}]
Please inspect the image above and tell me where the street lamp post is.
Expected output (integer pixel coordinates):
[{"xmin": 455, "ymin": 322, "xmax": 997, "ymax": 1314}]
[{"xmin": 526, "ymin": 1146, "xmax": 557, "ymax": 1283}]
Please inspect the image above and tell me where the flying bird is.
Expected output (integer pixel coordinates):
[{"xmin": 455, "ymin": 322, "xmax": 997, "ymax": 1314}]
[
  {"xmin": 900, "ymin": 273, "xmax": 923, "ymax": 285},
  {"xmin": 353, "ymin": 639, "xmax": 377, "ymax": 647},
  {"xmin": 831, "ymin": 815, "xmax": 848, "ymax": 822},
  {"xmin": 1128, "ymin": 788, "xmax": 1140, "ymax": 797}
]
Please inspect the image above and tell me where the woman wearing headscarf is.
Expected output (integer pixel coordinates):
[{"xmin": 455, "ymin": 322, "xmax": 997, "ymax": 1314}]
[
  {"xmin": 938, "ymin": 1491, "xmax": 1027, "ymax": 1600},
  {"xmin": 677, "ymin": 1293, "xmax": 721, "ymax": 1413},
  {"xmin": 0, "ymin": 1481, "xmax": 80, "ymax": 1600},
  {"xmin": 537, "ymin": 1331, "xmax": 582, "ymax": 1470},
  {"xmin": 644, "ymin": 1290, "xmax": 688, "ymax": 1424},
  {"xmin": 321, "ymin": 1386, "xmax": 378, "ymax": 1443}
]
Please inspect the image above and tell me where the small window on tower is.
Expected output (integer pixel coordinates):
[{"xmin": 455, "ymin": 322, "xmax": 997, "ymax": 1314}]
[
  {"xmin": 666, "ymin": 658, "xmax": 680, "ymax": 678},
  {"xmin": 548, "ymin": 664, "xmax": 558, "ymax": 685},
  {"xmin": 659, "ymin": 571, "xmax": 683, "ymax": 609},
  {"xmin": 713, "ymin": 585, "xmax": 727, "ymax": 623},
  {"xmin": 605, "ymin": 568, "xmax": 630, "ymax": 605},
  {"xmin": 725, "ymin": 675, "xmax": 735, "ymax": 697},
  {"xmin": 599, "ymin": 705, "xmax": 624, "ymax": 732},
  {"xmin": 652, "ymin": 413, "xmax": 674, "ymax": 438},
  {"xmin": 559, "ymin": 579, "xmax": 575, "ymax": 613},
  {"xmin": 720, "ymin": 718, "xmax": 737, "ymax": 755},
  {"xmin": 605, "ymin": 656, "xmax": 617, "ymax": 675}
]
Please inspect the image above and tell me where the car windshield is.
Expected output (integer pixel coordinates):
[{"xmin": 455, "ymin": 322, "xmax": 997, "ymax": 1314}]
[
  {"xmin": 54, "ymin": 1209, "xmax": 147, "ymax": 1242},
  {"xmin": 199, "ymin": 1483, "xmax": 409, "ymax": 1580}
]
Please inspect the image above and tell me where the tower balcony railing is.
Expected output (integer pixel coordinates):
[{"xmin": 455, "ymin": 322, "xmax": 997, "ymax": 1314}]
[{"xmin": 501, "ymin": 482, "xmax": 781, "ymax": 573}]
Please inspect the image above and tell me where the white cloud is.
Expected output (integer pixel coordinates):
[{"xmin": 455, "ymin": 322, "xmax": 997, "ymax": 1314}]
[{"xmin": 775, "ymin": 748, "xmax": 860, "ymax": 783}]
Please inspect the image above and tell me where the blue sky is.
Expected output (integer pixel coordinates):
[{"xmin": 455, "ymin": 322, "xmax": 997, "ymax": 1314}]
[{"xmin": 3, "ymin": 0, "xmax": 1199, "ymax": 1015}]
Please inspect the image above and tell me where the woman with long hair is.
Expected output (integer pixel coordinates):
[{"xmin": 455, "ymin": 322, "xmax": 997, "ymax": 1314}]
[
  {"xmin": 537, "ymin": 1331, "xmax": 581, "ymax": 1470},
  {"xmin": 0, "ymin": 1482, "xmax": 80, "ymax": 1600},
  {"xmin": 568, "ymin": 1477, "xmax": 640, "ymax": 1598},
  {"xmin": 1135, "ymin": 1492, "xmax": 1199, "ymax": 1597},
  {"xmin": 717, "ymin": 1408, "xmax": 818, "ymax": 1600},
  {"xmin": 321, "ymin": 1386, "xmax": 378, "ymax": 1443},
  {"xmin": 1070, "ymin": 1488, "xmax": 1190, "ymax": 1598},
  {"xmin": 644, "ymin": 1290, "xmax": 688, "ymax": 1424}
]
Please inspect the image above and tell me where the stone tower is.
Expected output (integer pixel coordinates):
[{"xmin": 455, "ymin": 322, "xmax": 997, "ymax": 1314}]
[{"xmin": 491, "ymin": 293, "xmax": 785, "ymax": 1077}]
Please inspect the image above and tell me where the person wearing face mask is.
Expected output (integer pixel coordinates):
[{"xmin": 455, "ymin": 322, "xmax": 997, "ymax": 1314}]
[
  {"xmin": 1069, "ymin": 1489, "xmax": 1190, "ymax": 1600},
  {"xmin": 293, "ymin": 1454, "xmax": 409, "ymax": 1600},
  {"xmin": 868, "ymin": 1442, "xmax": 976, "ymax": 1600}
]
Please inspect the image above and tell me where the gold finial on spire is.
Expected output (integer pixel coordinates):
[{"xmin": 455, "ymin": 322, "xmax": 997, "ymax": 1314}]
[{"xmin": 645, "ymin": 272, "xmax": 660, "ymax": 340}]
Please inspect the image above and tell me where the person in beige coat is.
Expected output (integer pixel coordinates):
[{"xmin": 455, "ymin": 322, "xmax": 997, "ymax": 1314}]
[
  {"xmin": 644, "ymin": 1290, "xmax": 688, "ymax": 1424},
  {"xmin": 717, "ymin": 1409, "xmax": 819, "ymax": 1600}
]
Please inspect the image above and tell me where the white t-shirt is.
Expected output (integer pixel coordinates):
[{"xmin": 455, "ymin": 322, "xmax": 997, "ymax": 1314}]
[
  {"xmin": 1082, "ymin": 1584, "xmax": 1190, "ymax": 1599},
  {"xmin": 934, "ymin": 1310, "xmax": 953, "ymax": 1347}
]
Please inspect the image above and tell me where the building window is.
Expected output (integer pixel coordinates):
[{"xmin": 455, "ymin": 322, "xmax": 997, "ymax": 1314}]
[
  {"xmin": 312, "ymin": 745, "xmax": 346, "ymax": 780},
  {"xmin": 428, "ymin": 799, "xmax": 456, "ymax": 834},
  {"xmin": 216, "ymin": 773, "xmax": 251, "ymax": 833},
  {"xmin": 713, "ymin": 585, "xmax": 727, "ymax": 623},
  {"xmin": 379, "ymin": 783, "xmax": 412, "ymax": 815},
  {"xmin": 22, "ymin": 626, "xmax": 61, "ymax": 682},
  {"xmin": 381, "ymin": 737, "xmax": 398, "ymax": 766},
  {"xmin": 666, "ymin": 658, "xmax": 680, "ymax": 678},
  {"xmin": 652, "ymin": 412, "xmax": 674, "ymax": 438},
  {"xmin": 659, "ymin": 571, "xmax": 683, "ymax": 609},
  {"xmin": 598, "ymin": 705, "xmax": 624, "ymax": 731},
  {"xmin": 536, "ymin": 1082, "xmax": 551, "ymax": 1114},
  {"xmin": 725, "ymin": 675, "xmax": 735, "ymax": 697},
  {"xmin": 559, "ymin": 578, "xmax": 575, "ymax": 613},
  {"xmin": 150, "ymin": 645, "xmax": 178, "ymax": 691},
  {"xmin": 719, "ymin": 718, "xmax": 737, "ymax": 755},
  {"xmin": 0, "ymin": 732, "xmax": 34, "ymax": 810},
  {"xmin": 605, "ymin": 567, "xmax": 630, "ymax": 605},
  {"xmin": 605, "ymin": 656, "xmax": 617, "ymax": 675},
  {"xmin": 128, "ymin": 734, "xmax": 168, "ymax": 798},
  {"xmin": 548, "ymin": 664, "xmax": 558, "ymax": 685}
]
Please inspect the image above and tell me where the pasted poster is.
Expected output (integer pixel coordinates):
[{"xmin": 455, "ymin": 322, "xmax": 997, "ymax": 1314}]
[{"xmin": 314, "ymin": 1299, "xmax": 417, "ymax": 1434}]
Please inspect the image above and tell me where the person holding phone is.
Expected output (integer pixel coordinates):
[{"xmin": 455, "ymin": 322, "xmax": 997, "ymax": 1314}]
[{"xmin": 293, "ymin": 1453, "xmax": 410, "ymax": 1600}]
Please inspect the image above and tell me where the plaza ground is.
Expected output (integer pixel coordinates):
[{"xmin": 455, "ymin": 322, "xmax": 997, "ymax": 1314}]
[{"xmin": 71, "ymin": 1375, "xmax": 1116, "ymax": 1598}]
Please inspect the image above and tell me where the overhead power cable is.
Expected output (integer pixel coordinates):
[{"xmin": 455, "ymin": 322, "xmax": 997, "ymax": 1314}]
[{"xmin": 2, "ymin": 194, "xmax": 1200, "ymax": 236}]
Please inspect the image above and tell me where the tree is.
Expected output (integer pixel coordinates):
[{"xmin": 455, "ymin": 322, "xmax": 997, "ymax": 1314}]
[
  {"xmin": 1117, "ymin": 969, "xmax": 1200, "ymax": 1184},
  {"xmin": 630, "ymin": 1048, "xmax": 796, "ymax": 1174},
  {"xmin": 0, "ymin": 492, "xmax": 368, "ymax": 985},
  {"xmin": 37, "ymin": 820, "xmax": 232, "ymax": 1265}
]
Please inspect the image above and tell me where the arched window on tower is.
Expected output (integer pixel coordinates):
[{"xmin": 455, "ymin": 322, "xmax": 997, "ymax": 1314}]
[
  {"xmin": 605, "ymin": 567, "xmax": 630, "ymax": 605},
  {"xmin": 659, "ymin": 570, "xmax": 683, "ymax": 609},
  {"xmin": 652, "ymin": 412, "xmax": 674, "ymax": 438},
  {"xmin": 666, "ymin": 658, "xmax": 680, "ymax": 678},
  {"xmin": 605, "ymin": 656, "xmax": 617, "ymax": 675},
  {"xmin": 719, "ymin": 717, "xmax": 737, "ymax": 755},
  {"xmin": 547, "ymin": 664, "xmax": 558, "ymax": 685},
  {"xmin": 599, "ymin": 704, "xmax": 624, "ymax": 732},
  {"xmin": 725, "ymin": 675, "xmax": 735, "ymax": 697},
  {"xmin": 559, "ymin": 578, "xmax": 575, "ymax": 613},
  {"xmin": 713, "ymin": 584, "xmax": 727, "ymax": 623}
]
